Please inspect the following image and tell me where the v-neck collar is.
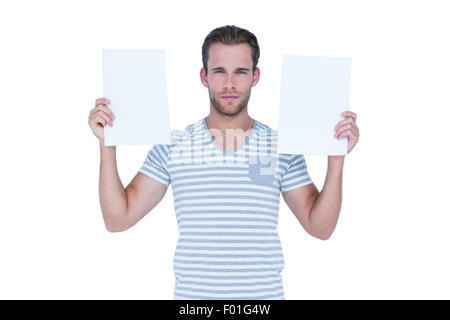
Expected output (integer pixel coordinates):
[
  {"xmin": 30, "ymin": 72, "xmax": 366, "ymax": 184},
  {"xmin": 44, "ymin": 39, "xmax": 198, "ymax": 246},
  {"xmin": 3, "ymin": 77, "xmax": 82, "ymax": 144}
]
[{"xmin": 202, "ymin": 117, "xmax": 257, "ymax": 155}]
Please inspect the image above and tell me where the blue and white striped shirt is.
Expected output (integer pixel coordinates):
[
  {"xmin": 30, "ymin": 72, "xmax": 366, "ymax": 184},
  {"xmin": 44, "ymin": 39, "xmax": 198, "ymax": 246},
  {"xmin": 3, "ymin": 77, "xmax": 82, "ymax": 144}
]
[{"xmin": 139, "ymin": 117, "xmax": 312, "ymax": 300}]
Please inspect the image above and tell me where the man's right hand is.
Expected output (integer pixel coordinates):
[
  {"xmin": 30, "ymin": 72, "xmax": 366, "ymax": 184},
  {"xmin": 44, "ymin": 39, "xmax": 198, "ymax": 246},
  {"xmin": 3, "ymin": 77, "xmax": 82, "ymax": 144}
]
[{"xmin": 88, "ymin": 98, "xmax": 116, "ymax": 144}]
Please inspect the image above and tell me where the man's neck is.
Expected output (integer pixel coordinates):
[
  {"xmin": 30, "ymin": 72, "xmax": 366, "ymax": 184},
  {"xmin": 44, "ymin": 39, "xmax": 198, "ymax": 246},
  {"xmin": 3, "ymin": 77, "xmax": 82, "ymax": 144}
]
[{"xmin": 205, "ymin": 109, "xmax": 254, "ymax": 133}]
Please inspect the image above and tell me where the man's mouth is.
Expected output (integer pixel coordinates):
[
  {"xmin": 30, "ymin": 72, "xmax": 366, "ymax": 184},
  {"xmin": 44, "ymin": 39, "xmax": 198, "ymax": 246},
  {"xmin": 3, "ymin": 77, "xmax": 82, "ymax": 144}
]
[{"xmin": 222, "ymin": 95, "xmax": 239, "ymax": 101}]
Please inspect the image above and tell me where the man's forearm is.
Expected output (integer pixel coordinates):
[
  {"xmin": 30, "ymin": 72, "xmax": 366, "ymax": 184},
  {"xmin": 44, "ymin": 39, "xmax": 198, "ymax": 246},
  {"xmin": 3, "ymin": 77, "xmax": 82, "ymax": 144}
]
[
  {"xmin": 309, "ymin": 156, "xmax": 344, "ymax": 239},
  {"xmin": 99, "ymin": 142, "xmax": 128, "ymax": 230}
]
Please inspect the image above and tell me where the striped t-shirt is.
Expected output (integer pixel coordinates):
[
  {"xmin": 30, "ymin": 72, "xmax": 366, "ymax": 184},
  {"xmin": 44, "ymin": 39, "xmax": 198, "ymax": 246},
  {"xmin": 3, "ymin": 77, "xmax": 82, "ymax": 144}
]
[{"xmin": 139, "ymin": 117, "xmax": 312, "ymax": 300}]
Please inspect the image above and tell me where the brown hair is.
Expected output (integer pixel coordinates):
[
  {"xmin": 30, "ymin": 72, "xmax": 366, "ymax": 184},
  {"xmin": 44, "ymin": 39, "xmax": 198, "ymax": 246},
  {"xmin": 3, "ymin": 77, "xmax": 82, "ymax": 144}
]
[{"xmin": 202, "ymin": 25, "xmax": 260, "ymax": 75}]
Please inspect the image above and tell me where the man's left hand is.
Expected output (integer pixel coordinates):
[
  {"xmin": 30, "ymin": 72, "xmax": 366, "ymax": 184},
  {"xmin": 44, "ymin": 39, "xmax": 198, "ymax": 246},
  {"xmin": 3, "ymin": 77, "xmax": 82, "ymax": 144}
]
[{"xmin": 334, "ymin": 110, "xmax": 359, "ymax": 155}]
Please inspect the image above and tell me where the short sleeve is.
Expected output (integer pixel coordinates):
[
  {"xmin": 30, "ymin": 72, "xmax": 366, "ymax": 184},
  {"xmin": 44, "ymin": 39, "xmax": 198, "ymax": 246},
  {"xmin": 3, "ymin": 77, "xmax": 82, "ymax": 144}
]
[
  {"xmin": 138, "ymin": 144, "xmax": 171, "ymax": 187},
  {"xmin": 280, "ymin": 154, "xmax": 312, "ymax": 193}
]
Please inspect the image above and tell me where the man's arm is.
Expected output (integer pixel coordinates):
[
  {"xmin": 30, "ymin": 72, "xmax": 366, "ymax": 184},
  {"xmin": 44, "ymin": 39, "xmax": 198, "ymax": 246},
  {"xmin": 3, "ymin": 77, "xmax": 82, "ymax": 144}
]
[
  {"xmin": 282, "ymin": 108, "xmax": 359, "ymax": 240},
  {"xmin": 282, "ymin": 156, "xmax": 344, "ymax": 240},
  {"xmin": 99, "ymin": 143, "xmax": 168, "ymax": 232},
  {"xmin": 89, "ymin": 98, "xmax": 168, "ymax": 232}
]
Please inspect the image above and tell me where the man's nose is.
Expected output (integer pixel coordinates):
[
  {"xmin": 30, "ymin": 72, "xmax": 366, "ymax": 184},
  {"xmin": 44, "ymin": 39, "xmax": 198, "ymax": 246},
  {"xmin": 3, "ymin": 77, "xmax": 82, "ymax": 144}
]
[{"xmin": 223, "ymin": 73, "xmax": 236, "ymax": 89}]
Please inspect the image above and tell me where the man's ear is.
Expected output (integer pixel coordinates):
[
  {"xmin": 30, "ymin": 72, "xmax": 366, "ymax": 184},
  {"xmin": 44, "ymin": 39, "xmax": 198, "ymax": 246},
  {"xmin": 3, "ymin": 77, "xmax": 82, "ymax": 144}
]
[
  {"xmin": 200, "ymin": 67, "xmax": 208, "ymax": 87},
  {"xmin": 251, "ymin": 67, "xmax": 260, "ymax": 87}
]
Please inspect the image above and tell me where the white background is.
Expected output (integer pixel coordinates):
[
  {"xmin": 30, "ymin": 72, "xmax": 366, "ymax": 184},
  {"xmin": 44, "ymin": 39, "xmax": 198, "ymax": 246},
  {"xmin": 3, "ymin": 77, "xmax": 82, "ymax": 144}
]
[{"xmin": 1, "ymin": 0, "xmax": 449, "ymax": 299}]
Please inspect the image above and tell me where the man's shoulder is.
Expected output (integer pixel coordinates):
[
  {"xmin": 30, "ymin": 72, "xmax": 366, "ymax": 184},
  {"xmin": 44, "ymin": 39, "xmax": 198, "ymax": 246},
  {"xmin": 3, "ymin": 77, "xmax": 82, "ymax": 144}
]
[
  {"xmin": 168, "ymin": 118, "xmax": 204, "ymax": 145},
  {"xmin": 253, "ymin": 119, "xmax": 301, "ymax": 161},
  {"xmin": 254, "ymin": 118, "xmax": 278, "ymax": 137}
]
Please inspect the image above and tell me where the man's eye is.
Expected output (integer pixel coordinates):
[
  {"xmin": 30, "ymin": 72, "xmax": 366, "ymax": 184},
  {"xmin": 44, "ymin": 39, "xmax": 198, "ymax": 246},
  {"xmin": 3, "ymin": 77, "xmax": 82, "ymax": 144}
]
[
  {"xmin": 214, "ymin": 70, "xmax": 224, "ymax": 73},
  {"xmin": 237, "ymin": 71, "xmax": 247, "ymax": 74}
]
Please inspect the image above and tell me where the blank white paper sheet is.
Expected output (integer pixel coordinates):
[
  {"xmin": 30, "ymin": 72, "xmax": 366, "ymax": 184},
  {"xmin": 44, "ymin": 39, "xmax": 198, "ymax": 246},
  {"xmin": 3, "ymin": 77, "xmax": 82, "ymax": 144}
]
[
  {"xmin": 278, "ymin": 55, "xmax": 352, "ymax": 155},
  {"xmin": 102, "ymin": 49, "xmax": 171, "ymax": 146}
]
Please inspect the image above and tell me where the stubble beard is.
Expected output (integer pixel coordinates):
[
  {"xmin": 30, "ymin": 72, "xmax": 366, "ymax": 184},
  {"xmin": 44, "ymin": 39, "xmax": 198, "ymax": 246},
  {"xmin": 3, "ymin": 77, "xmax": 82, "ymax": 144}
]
[{"xmin": 209, "ymin": 87, "xmax": 252, "ymax": 117}]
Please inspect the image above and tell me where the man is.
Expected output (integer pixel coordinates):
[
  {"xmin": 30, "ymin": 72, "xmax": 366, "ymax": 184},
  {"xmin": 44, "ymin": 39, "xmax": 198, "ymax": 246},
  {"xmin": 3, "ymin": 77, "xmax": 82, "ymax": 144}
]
[{"xmin": 88, "ymin": 25, "xmax": 359, "ymax": 300}]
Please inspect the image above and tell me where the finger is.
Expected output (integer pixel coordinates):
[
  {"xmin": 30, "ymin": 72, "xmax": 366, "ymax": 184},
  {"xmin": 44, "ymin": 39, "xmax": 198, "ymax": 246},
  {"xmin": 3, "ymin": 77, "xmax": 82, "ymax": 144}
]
[
  {"xmin": 95, "ymin": 98, "xmax": 111, "ymax": 107},
  {"xmin": 95, "ymin": 114, "xmax": 110, "ymax": 127},
  {"xmin": 336, "ymin": 127, "xmax": 355, "ymax": 138},
  {"xmin": 95, "ymin": 111, "xmax": 113, "ymax": 126},
  {"xmin": 90, "ymin": 110, "xmax": 112, "ymax": 127},
  {"xmin": 90, "ymin": 113, "xmax": 106, "ymax": 127},
  {"xmin": 94, "ymin": 105, "xmax": 115, "ymax": 120},
  {"xmin": 89, "ymin": 108, "xmax": 109, "ymax": 121},
  {"xmin": 341, "ymin": 111, "xmax": 357, "ymax": 121},
  {"xmin": 335, "ymin": 118, "xmax": 355, "ymax": 130},
  {"xmin": 337, "ymin": 129, "xmax": 358, "ymax": 140},
  {"xmin": 335, "ymin": 123, "xmax": 355, "ymax": 136}
]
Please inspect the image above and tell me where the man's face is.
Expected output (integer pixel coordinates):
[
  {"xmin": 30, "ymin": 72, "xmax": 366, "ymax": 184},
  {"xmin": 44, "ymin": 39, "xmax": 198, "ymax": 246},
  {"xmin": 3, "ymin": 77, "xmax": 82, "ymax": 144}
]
[{"xmin": 201, "ymin": 42, "xmax": 260, "ymax": 117}]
